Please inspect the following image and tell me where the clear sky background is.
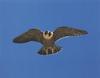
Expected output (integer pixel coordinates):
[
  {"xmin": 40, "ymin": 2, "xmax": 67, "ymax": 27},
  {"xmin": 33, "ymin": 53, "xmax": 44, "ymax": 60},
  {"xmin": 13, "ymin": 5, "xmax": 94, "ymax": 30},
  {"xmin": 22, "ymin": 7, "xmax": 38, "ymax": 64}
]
[{"xmin": 0, "ymin": 0, "xmax": 100, "ymax": 78}]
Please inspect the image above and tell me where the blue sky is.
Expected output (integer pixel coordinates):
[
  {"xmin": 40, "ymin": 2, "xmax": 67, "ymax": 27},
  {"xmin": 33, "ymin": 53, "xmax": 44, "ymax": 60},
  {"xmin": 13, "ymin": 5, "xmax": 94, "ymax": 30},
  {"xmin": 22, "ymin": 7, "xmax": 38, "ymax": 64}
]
[{"xmin": 0, "ymin": 0, "xmax": 100, "ymax": 78}]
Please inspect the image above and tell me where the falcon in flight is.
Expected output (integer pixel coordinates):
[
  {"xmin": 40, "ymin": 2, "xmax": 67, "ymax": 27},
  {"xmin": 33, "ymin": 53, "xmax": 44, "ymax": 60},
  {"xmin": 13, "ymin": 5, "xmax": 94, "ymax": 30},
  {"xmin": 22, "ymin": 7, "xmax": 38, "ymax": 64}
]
[{"xmin": 13, "ymin": 26, "xmax": 88, "ymax": 55}]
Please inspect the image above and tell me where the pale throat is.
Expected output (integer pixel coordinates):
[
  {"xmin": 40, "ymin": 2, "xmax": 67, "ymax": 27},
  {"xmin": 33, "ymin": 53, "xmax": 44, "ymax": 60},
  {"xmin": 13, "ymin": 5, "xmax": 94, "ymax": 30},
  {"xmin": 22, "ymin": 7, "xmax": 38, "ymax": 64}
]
[{"xmin": 43, "ymin": 31, "xmax": 54, "ymax": 40}]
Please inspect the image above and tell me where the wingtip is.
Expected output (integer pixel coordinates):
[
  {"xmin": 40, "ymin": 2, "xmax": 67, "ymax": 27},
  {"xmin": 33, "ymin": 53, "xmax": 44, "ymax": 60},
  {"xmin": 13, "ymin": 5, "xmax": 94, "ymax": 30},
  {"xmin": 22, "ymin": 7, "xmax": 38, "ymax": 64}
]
[
  {"xmin": 83, "ymin": 30, "xmax": 88, "ymax": 35},
  {"xmin": 13, "ymin": 38, "xmax": 18, "ymax": 43},
  {"xmin": 13, "ymin": 38, "xmax": 23, "ymax": 43}
]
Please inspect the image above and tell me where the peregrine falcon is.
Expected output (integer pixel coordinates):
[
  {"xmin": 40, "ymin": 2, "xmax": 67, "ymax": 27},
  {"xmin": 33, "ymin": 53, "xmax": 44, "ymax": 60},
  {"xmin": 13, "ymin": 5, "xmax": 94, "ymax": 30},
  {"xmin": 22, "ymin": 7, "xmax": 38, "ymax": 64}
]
[{"xmin": 13, "ymin": 26, "xmax": 88, "ymax": 55}]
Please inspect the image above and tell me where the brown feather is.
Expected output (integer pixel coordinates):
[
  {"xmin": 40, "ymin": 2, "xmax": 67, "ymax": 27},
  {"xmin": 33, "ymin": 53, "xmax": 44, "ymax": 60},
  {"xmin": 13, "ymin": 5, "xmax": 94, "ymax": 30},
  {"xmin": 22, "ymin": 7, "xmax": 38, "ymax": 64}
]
[
  {"xmin": 53, "ymin": 26, "xmax": 88, "ymax": 41},
  {"xmin": 13, "ymin": 29, "xmax": 43, "ymax": 43}
]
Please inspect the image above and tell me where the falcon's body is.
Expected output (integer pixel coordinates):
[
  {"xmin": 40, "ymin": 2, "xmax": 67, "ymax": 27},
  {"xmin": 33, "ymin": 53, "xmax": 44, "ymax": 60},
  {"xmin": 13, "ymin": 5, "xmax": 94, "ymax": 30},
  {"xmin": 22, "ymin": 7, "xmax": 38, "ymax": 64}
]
[
  {"xmin": 13, "ymin": 26, "xmax": 88, "ymax": 55},
  {"xmin": 39, "ymin": 31, "xmax": 61, "ymax": 55}
]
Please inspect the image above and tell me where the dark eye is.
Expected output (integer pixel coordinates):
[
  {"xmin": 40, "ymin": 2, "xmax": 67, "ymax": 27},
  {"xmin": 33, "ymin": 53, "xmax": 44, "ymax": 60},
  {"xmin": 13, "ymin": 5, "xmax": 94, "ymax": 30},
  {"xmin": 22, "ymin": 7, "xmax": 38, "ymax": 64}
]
[{"xmin": 45, "ymin": 31, "xmax": 48, "ymax": 35}]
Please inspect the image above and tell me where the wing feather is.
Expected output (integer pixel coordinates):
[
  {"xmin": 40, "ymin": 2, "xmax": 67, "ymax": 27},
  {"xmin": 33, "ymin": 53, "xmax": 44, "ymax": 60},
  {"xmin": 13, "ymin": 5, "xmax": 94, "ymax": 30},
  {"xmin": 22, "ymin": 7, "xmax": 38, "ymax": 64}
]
[
  {"xmin": 13, "ymin": 28, "xmax": 43, "ymax": 43},
  {"xmin": 53, "ymin": 26, "xmax": 88, "ymax": 41}
]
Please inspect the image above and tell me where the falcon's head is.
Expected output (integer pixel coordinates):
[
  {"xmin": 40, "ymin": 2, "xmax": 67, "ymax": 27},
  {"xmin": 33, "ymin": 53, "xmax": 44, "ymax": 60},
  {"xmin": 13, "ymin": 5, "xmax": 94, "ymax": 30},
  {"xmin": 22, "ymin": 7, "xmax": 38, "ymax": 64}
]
[{"xmin": 43, "ymin": 31, "xmax": 53, "ymax": 40}]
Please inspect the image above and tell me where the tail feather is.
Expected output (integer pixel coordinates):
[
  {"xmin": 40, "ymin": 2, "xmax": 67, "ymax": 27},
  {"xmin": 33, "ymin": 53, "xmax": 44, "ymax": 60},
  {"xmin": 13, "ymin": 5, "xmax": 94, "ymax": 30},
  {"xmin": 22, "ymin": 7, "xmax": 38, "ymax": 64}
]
[{"xmin": 38, "ymin": 45, "xmax": 61, "ymax": 55}]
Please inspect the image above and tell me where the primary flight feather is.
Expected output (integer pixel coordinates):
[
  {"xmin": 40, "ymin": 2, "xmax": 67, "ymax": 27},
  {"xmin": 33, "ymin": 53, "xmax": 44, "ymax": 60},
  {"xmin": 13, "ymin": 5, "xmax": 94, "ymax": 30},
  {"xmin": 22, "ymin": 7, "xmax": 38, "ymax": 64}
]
[{"xmin": 13, "ymin": 26, "xmax": 88, "ymax": 55}]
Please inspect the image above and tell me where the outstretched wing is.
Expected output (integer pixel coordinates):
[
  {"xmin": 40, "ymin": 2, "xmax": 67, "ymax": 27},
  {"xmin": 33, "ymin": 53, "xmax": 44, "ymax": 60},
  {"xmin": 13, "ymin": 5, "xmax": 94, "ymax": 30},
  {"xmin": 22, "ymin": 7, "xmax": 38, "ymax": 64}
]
[
  {"xmin": 53, "ymin": 26, "xmax": 88, "ymax": 41},
  {"xmin": 13, "ymin": 28, "xmax": 43, "ymax": 43}
]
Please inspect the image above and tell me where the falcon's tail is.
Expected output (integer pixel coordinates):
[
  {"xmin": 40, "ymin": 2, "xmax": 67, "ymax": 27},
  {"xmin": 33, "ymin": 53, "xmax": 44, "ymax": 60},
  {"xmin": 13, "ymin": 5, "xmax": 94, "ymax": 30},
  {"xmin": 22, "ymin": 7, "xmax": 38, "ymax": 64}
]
[{"xmin": 38, "ymin": 45, "xmax": 61, "ymax": 55}]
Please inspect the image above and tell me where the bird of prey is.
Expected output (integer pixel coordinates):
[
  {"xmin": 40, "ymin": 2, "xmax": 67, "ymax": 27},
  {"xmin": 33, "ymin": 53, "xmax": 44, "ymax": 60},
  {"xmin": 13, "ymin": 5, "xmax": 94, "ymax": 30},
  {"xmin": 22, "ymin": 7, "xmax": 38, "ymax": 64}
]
[{"xmin": 13, "ymin": 26, "xmax": 88, "ymax": 55}]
